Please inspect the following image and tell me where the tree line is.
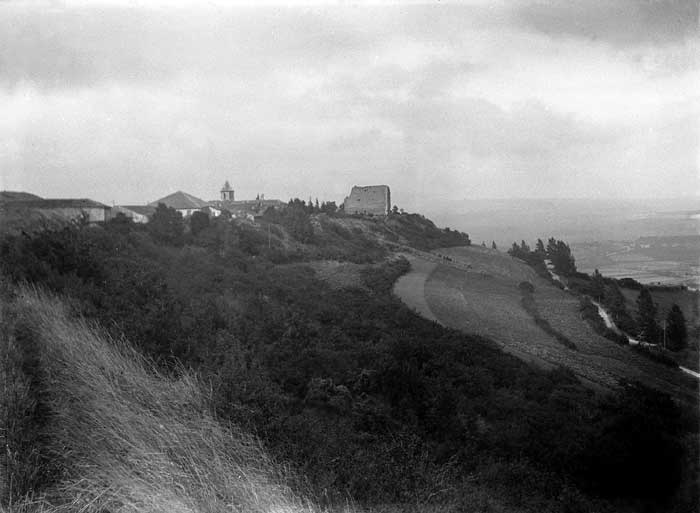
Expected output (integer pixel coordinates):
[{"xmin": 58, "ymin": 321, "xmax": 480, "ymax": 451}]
[{"xmin": 507, "ymin": 236, "xmax": 689, "ymax": 351}]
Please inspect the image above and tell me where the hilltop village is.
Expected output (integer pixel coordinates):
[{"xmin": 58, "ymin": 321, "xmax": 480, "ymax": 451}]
[{"xmin": 0, "ymin": 182, "xmax": 393, "ymax": 225}]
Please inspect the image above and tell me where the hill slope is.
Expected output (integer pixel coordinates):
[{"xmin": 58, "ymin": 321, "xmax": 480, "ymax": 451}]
[
  {"xmin": 395, "ymin": 246, "xmax": 695, "ymax": 398},
  {"xmin": 0, "ymin": 285, "xmax": 328, "ymax": 513},
  {"xmin": 0, "ymin": 191, "xmax": 43, "ymax": 202},
  {"xmin": 1, "ymin": 210, "xmax": 697, "ymax": 512}
]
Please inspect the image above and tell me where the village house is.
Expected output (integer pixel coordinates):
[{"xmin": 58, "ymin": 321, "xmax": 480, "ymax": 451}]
[
  {"xmin": 112, "ymin": 205, "xmax": 156, "ymax": 224},
  {"xmin": 208, "ymin": 181, "xmax": 285, "ymax": 219},
  {"xmin": 148, "ymin": 191, "xmax": 216, "ymax": 218}
]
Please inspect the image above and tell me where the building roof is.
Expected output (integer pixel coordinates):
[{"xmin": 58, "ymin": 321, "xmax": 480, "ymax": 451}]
[
  {"xmin": 209, "ymin": 199, "xmax": 286, "ymax": 211},
  {"xmin": 221, "ymin": 180, "xmax": 233, "ymax": 191},
  {"xmin": 149, "ymin": 191, "xmax": 208, "ymax": 210},
  {"xmin": 4, "ymin": 198, "xmax": 109, "ymax": 209}
]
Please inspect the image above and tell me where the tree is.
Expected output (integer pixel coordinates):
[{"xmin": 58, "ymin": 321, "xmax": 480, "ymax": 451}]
[
  {"xmin": 548, "ymin": 239, "xmax": 576, "ymax": 276},
  {"xmin": 106, "ymin": 212, "xmax": 133, "ymax": 235},
  {"xmin": 535, "ymin": 238, "xmax": 546, "ymax": 255},
  {"xmin": 636, "ymin": 288, "xmax": 660, "ymax": 344},
  {"xmin": 491, "ymin": 241, "xmax": 497, "ymax": 250},
  {"xmin": 190, "ymin": 211, "xmax": 210, "ymax": 237},
  {"xmin": 509, "ymin": 242, "xmax": 519, "ymax": 256},
  {"xmin": 520, "ymin": 240, "xmax": 531, "ymax": 253},
  {"xmin": 148, "ymin": 203, "xmax": 184, "ymax": 245},
  {"xmin": 321, "ymin": 201, "xmax": 338, "ymax": 215},
  {"xmin": 665, "ymin": 304, "xmax": 687, "ymax": 351},
  {"xmin": 591, "ymin": 269, "xmax": 605, "ymax": 301}
]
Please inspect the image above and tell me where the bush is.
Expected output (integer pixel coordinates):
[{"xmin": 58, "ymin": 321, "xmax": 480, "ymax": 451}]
[
  {"xmin": 518, "ymin": 281, "xmax": 535, "ymax": 294},
  {"xmin": 578, "ymin": 297, "xmax": 628, "ymax": 345}
]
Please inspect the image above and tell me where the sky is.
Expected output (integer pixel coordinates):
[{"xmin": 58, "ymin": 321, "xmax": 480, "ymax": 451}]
[{"xmin": 1, "ymin": 0, "xmax": 698, "ymax": 213}]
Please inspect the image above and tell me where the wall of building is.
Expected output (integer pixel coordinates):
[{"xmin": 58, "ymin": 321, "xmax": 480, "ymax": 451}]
[
  {"xmin": 112, "ymin": 206, "xmax": 149, "ymax": 223},
  {"xmin": 38, "ymin": 207, "xmax": 108, "ymax": 223},
  {"xmin": 343, "ymin": 185, "xmax": 391, "ymax": 216}
]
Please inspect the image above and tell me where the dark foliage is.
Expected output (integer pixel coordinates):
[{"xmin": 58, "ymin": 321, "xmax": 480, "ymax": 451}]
[
  {"xmin": 147, "ymin": 203, "xmax": 184, "ymax": 246},
  {"xmin": 385, "ymin": 213, "xmax": 471, "ymax": 250},
  {"xmin": 0, "ymin": 222, "xmax": 697, "ymax": 512},
  {"xmin": 189, "ymin": 210, "xmax": 210, "ymax": 237},
  {"xmin": 666, "ymin": 305, "xmax": 688, "ymax": 352},
  {"xmin": 630, "ymin": 345, "xmax": 678, "ymax": 368},
  {"xmin": 507, "ymin": 243, "xmax": 548, "ymax": 278},
  {"xmin": 545, "ymin": 237, "xmax": 577, "ymax": 276},
  {"xmin": 578, "ymin": 297, "xmax": 629, "ymax": 345},
  {"xmin": 637, "ymin": 288, "xmax": 661, "ymax": 344}
]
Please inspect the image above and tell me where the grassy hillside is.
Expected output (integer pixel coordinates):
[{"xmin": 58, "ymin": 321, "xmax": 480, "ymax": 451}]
[
  {"xmin": 0, "ymin": 191, "xmax": 43, "ymax": 202},
  {"xmin": 397, "ymin": 246, "xmax": 696, "ymax": 398},
  {"xmin": 1, "ymin": 286, "xmax": 331, "ymax": 513},
  {"xmin": 1, "ymin": 212, "xmax": 698, "ymax": 512}
]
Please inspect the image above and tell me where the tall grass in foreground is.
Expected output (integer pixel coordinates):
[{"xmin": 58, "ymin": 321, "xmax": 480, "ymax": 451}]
[{"xmin": 1, "ymin": 285, "xmax": 348, "ymax": 513}]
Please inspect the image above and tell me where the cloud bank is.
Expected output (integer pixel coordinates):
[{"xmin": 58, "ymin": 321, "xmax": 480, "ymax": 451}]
[{"xmin": 1, "ymin": 2, "xmax": 698, "ymax": 211}]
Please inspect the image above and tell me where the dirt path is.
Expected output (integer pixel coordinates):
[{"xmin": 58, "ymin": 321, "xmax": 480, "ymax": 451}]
[{"xmin": 393, "ymin": 254, "xmax": 439, "ymax": 323}]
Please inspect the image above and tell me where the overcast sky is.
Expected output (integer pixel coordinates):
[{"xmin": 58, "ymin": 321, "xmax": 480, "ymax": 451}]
[{"xmin": 1, "ymin": 0, "xmax": 698, "ymax": 211}]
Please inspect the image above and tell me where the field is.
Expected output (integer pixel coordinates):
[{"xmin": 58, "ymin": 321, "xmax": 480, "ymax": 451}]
[
  {"xmin": 394, "ymin": 246, "xmax": 695, "ymax": 396},
  {"xmin": 573, "ymin": 237, "xmax": 700, "ymax": 288}
]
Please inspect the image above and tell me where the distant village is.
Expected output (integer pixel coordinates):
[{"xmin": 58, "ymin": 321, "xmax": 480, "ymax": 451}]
[{"xmin": 0, "ymin": 183, "xmax": 392, "ymax": 225}]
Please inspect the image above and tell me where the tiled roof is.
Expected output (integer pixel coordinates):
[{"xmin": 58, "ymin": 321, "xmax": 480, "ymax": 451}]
[
  {"xmin": 149, "ymin": 191, "xmax": 208, "ymax": 210},
  {"xmin": 209, "ymin": 199, "xmax": 286, "ymax": 209}
]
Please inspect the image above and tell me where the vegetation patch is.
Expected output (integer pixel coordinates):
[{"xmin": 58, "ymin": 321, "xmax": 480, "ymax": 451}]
[
  {"xmin": 519, "ymin": 282, "xmax": 577, "ymax": 350},
  {"xmin": 578, "ymin": 297, "xmax": 629, "ymax": 345},
  {"xmin": 1, "ymin": 217, "xmax": 698, "ymax": 512}
]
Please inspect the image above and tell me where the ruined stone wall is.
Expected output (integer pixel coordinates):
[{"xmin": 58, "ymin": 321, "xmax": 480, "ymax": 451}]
[{"xmin": 343, "ymin": 185, "xmax": 391, "ymax": 216}]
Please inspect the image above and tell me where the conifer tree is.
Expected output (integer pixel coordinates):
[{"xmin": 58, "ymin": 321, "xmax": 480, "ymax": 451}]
[
  {"xmin": 636, "ymin": 288, "xmax": 660, "ymax": 344},
  {"xmin": 665, "ymin": 304, "xmax": 687, "ymax": 351},
  {"xmin": 535, "ymin": 238, "xmax": 545, "ymax": 255},
  {"xmin": 591, "ymin": 269, "xmax": 605, "ymax": 301}
]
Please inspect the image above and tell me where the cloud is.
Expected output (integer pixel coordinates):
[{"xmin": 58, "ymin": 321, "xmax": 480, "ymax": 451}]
[
  {"xmin": 514, "ymin": 0, "xmax": 698, "ymax": 47},
  {"xmin": 0, "ymin": 3, "xmax": 697, "ymax": 207}
]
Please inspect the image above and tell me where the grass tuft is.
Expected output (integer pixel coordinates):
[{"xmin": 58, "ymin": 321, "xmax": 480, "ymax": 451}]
[{"xmin": 1, "ymin": 285, "xmax": 345, "ymax": 513}]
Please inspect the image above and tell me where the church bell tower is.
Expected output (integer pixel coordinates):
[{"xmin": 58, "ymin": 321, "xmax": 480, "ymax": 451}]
[{"xmin": 221, "ymin": 180, "xmax": 234, "ymax": 201}]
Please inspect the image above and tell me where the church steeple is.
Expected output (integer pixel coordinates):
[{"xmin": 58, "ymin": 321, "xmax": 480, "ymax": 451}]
[{"xmin": 220, "ymin": 180, "xmax": 234, "ymax": 201}]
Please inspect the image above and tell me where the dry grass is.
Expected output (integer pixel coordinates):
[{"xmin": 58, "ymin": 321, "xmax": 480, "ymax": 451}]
[{"xmin": 1, "ymin": 285, "xmax": 350, "ymax": 513}]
